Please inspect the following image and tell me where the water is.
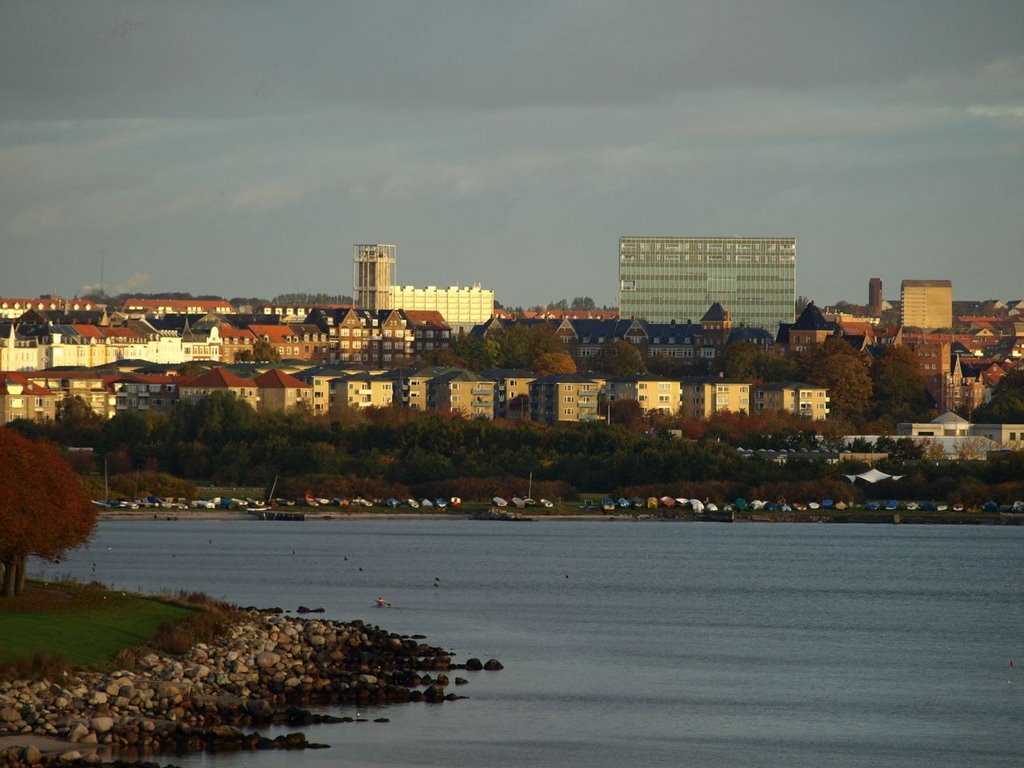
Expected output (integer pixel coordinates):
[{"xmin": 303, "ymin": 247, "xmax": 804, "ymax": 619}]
[{"xmin": 34, "ymin": 519, "xmax": 1024, "ymax": 767}]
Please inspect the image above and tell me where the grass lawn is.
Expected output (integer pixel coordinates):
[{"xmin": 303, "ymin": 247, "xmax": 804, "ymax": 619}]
[{"xmin": 0, "ymin": 581, "xmax": 198, "ymax": 670}]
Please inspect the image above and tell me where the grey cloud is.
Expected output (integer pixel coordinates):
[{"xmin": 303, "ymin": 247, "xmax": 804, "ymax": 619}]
[{"xmin": 3, "ymin": 1, "xmax": 1023, "ymax": 120}]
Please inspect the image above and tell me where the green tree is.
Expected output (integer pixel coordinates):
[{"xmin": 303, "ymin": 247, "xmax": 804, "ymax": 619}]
[
  {"xmin": 592, "ymin": 341, "xmax": 646, "ymax": 375},
  {"xmin": 870, "ymin": 345, "xmax": 929, "ymax": 423},
  {"xmin": 799, "ymin": 337, "xmax": 873, "ymax": 423},
  {"xmin": 55, "ymin": 396, "xmax": 105, "ymax": 446},
  {"xmin": 973, "ymin": 369, "xmax": 1024, "ymax": 423},
  {"xmin": 571, "ymin": 296, "xmax": 596, "ymax": 310},
  {"xmin": 534, "ymin": 351, "xmax": 577, "ymax": 376},
  {"xmin": 251, "ymin": 338, "xmax": 280, "ymax": 363}
]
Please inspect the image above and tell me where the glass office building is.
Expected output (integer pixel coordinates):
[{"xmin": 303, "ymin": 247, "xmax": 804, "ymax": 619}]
[{"xmin": 618, "ymin": 236, "xmax": 796, "ymax": 330}]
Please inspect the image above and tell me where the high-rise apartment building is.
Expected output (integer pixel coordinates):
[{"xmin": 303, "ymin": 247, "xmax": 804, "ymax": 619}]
[
  {"xmin": 353, "ymin": 244, "xmax": 397, "ymax": 311},
  {"xmin": 618, "ymin": 236, "xmax": 796, "ymax": 330},
  {"xmin": 900, "ymin": 279, "xmax": 952, "ymax": 329}
]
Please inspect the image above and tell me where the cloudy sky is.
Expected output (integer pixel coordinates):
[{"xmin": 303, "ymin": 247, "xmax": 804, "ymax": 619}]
[{"xmin": 2, "ymin": 1, "xmax": 1022, "ymax": 308}]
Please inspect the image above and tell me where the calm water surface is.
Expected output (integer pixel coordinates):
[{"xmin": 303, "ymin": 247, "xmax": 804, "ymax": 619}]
[{"xmin": 34, "ymin": 519, "xmax": 1024, "ymax": 768}]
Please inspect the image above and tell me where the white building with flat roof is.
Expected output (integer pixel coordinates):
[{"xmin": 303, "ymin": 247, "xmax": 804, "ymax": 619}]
[{"xmin": 391, "ymin": 284, "xmax": 493, "ymax": 331}]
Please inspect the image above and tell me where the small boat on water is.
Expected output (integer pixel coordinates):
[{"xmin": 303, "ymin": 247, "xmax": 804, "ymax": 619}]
[
  {"xmin": 866, "ymin": 501, "xmax": 881, "ymax": 511},
  {"xmin": 492, "ymin": 497, "xmax": 508, "ymax": 508},
  {"xmin": 407, "ymin": 498, "xmax": 420, "ymax": 509},
  {"xmin": 660, "ymin": 496, "xmax": 675, "ymax": 507},
  {"xmin": 808, "ymin": 502, "xmax": 820, "ymax": 510},
  {"xmin": 630, "ymin": 497, "xmax": 644, "ymax": 509},
  {"xmin": 449, "ymin": 496, "xmax": 462, "ymax": 507},
  {"xmin": 434, "ymin": 497, "xmax": 448, "ymax": 509},
  {"xmin": 646, "ymin": 497, "xmax": 659, "ymax": 509},
  {"xmin": 884, "ymin": 500, "xmax": 899, "ymax": 511},
  {"xmin": 834, "ymin": 501, "xmax": 847, "ymax": 510},
  {"xmin": 385, "ymin": 498, "xmax": 399, "ymax": 509},
  {"xmin": 511, "ymin": 497, "xmax": 526, "ymax": 509},
  {"xmin": 539, "ymin": 498, "xmax": 554, "ymax": 508},
  {"xmin": 906, "ymin": 502, "xmax": 919, "ymax": 511},
  {"xmin": 821, "ymin": 499, "xmax": 834, "ymax": 509},
  {"xmin": 617, "ymin": 497, "xmax": 630, "ymax": 508},
  {"xmin": 690, "ymin": 499, "xmax": 705, "ymax": 514},
  {"xmin": 601, "ymin": 497, "xmax": 616, "ymax": 512},
  {"xmin": 420, "ymin": 498, "xmax": 434, "ymax": 508}
]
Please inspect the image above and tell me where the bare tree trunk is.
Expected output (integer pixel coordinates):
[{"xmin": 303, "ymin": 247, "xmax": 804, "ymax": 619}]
[
  {"xmin": 15, "ymin": 554, "xmax": 28, "ymax": 595},
  {"xmin": 1, "ymin": 556, "xmax": 15, "ymax": 597}
]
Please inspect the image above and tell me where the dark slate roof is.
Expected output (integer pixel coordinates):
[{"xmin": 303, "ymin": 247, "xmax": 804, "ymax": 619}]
[
  {"xmin": 728, "ymin": 327, "xmax": 774, "ymax": 345},
  {"xmin": 479, "ymin": 368, "xmax": 536, "ymax": 380},
  {"xmin": 529, "ymin": 373, "xmax": 600, "ymax": 385},
  {"xmin": 775, "ymin": 323, "xmax": 793, "ymax": 345},
  {"xmin": 791, "ymin": 302, "xmax": 834, "ymax": 332},
  {"xmin": 701, "ymin": 303, "xmax": 728, "ymax": 322}
]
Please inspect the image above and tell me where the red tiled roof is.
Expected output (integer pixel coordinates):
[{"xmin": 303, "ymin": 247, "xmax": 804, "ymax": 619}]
[
  {"xmin": 403, "ymin": 310, "xmax": 451, "ymax": 328},
  {"xmin": 253, "ymin": 369, "xmax": 309, "ymax": 389},
  {"xmin": 0, "ymin": 372, "xmax": 56, "ymax": 397},
  {"xmin": 71, "ymin": 324, "xmax": 104, "ymax": 338},
  {"xmin": 248, "ymin": 324, "xmax": 292, "ymax": 342},
  {"xmin": 218, "ymin": 326, "xmax": 256, "ymax": 340}
]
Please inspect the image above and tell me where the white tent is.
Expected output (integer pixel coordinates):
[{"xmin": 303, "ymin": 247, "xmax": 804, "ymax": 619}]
[{"xmin": 844, "ymin": 468, "xmax": 904, "ymax": 483}]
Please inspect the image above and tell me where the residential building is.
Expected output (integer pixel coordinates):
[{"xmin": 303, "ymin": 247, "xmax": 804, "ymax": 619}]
[
  {"xmin": 353, "ymin": 244, "xmax": 397, "ymax": 311},
  {"xmin": 618, "ymin": 236, "xmax": 796, "ymax": 330},
  {"xmin": 179, "ymin": 368, "xmax": 260, "ymax": 410},
  {"xmin": 777, "ymin": 302, "xmax": 835, "ymax": 354},
  {"xmin": 529, "ymin": 374, "xmax": 601, "ymax": 423},
  {"xmin": 680, "ymin": 377, "xmax": 750, "ymax": 419},
  {"xmin": 607, "ymin": 374, "xmax": 682, "ymax": 415},
  {"xmin": 427, "ymin": 370, "xmax": 496, "ymax": 419},
  {"xmin": 25, "ymin": 370, "xmax": 117, "ymax": 418},
  {"xmin": 252, "ymin": 369, "xmax": 312, "ymax": 413},
  {"xmin": 327, "ymin": 372, "xmax": 395, "ymax": 411},
  {"xmin": 480, "ymin": 368, "xmax": 536, "ymax": 419},
  {"xmin": 754, "ymin": 382, "xmax": 830, "ymax": 420},
  {"xmin": 901, "ymin": 280, "xmax": 953, "ymax": 329},
  {"xmin": 401, "ymin": 310, "xmax": 452, "ymax": 358},
  {"xmin": 0, "ymin": 372, "xmax": 58, "ymax": 423},
  {"xmin": 107, "ymin": 374, "xmax": 182, "ymax": 416}
]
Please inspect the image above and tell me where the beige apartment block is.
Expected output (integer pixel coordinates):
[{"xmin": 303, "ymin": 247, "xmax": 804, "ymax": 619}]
[
  {"xmin": 480, "ymin": 368, "xmax": 536, "ymax": 419},
  {"xmin": 901, "ymin": 279, "xmax": 953, "ymax": 329},
  {"xmin": 179, "ymin": 368, "xmax": 260, "ymax": 410},
  {"xmin": 680, "ymin": 377, "xmax": 750, "ymax": 419},
  {"xmin": 607, "ymin": 374, "xmax": 682, "ymax": 415},
  {"xmin": 0, "ymin": 373, "xmax": 58, "ymax": 423},
  {"xmin": 327, "ymin": 373, "xmax": 395, "ymax": 411},
  {"xmin": 427, "ymin": 370, "xmax": 496, "ymax": 419},
  {"xmin": 529, "ymin": 374, "xmax": 601, "ymax": 423},
  {"xmin": 754, "ymin": 382, "xmax": 830, "ymax": 420},
  {"xmin": 253, "ymin": 369, "xmax": 312, "ymax": 413},
  {"xmin": 26, "ymin": 370, "xmax": 118, "ymax": 418}
]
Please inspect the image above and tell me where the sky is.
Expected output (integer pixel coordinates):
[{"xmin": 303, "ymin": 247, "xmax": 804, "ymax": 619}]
[{"xmin": 2, "ymin": 1, "xmax": 1023, "ymax": 309}]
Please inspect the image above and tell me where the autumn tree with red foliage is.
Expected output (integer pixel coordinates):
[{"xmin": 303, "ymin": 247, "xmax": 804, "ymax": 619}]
[{"xmin": 0, "ymin": 428, "xmax": 97, "ymax": 596}]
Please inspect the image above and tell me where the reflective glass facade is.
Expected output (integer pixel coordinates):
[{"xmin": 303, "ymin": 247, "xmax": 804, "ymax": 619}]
[{"xmin": 618, "ymin": 236, "xmax": 796, "ymax": 330}]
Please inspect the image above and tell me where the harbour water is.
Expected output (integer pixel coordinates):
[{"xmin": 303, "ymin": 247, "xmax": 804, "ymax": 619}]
[{"xmin": 34, "ymin": 519, "xmax": 1024, "ymax": 767}]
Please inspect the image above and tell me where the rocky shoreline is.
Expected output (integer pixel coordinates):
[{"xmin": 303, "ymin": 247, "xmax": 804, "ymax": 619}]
[{"xmin": 0, "ymin": 611, "xmax": 502, "ymax": 767}]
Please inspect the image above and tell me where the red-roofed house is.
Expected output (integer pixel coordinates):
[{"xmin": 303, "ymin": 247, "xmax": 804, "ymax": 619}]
[
  {"xmin": 0, "ymin": 372, "xmax": 58, "ymax": 423},
  {"xmin": 218, "ymin": 326, "xmax": 257, "ymax": 364},
  {"xmin": 179, "ymin": 368, "xmax": 259, "ymax": 409},
  {"xmin": 247, "ymin": 324, "xmax": 330, "ymax": 362},
  {"xmin": 120, "ymin": 298, "xmax": 236, "ymax": 315},
  {"xmin": 252, "ymin": 369, "xmax": 312, "ymax": 413}
]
